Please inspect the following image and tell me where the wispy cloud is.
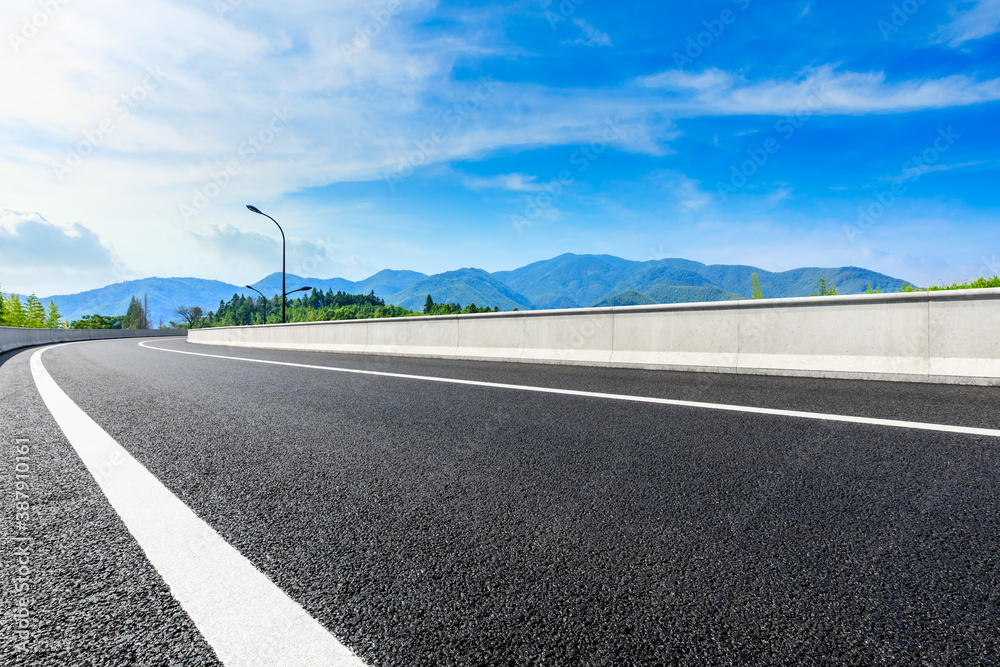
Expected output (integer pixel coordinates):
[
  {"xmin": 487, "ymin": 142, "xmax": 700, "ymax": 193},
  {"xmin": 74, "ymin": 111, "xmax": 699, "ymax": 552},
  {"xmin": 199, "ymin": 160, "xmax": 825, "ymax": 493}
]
[
  {"xmin": 934, "ymin": 0, "xmax": 1000, "ymax": 47},
  {"xmin": 189, "ymin": 224, "xmax": 375, "ymax": 281},
  {"xmin": 643, "ymin": 69, "xmax": 736, "ymax": 92},
  {"xmin": 463, "ymin": 173, "xmax": 550, "ymax": 192},
  {"xmin": 569, "ymin": 18, "xmax": 613, "ymax": 47},
  {"xmin": 658, "ymin": 174, "xmax": 712, "ymax": 211},
  {"xmin": 641, "ymin": 65, "xmax": 1000, "ymax": 115},
  {"xmin": 886, "ymin": 158, "xmax": 1000, "ymax": 182}
]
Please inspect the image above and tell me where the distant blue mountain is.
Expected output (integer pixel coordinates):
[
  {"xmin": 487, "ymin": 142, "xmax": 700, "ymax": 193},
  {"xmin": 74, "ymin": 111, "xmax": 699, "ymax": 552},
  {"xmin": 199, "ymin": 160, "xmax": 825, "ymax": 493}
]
[
  {"xmin": 388, "ymin": 268, "xmax": 534, "ymax": 311},
  {"xmin": 248, "ymin": 269, "xmax": 428, "ymax": 300},
  {"xmin": 690, "ymin": 263, "xmax": 905, "ymax": 298},
  {"xmin": 494, "ymin": 254, "xmax": 907, "ymax": 307},
  {"xmin": 44, "ymin": 277, "xmax": 249, "ymax": 328},
  {"xmin": 41, "ymin": 253, "xmax": 911, "ymax": 325},
  {"xmin": 493, "ymin": 254, "xmax": 639, "ymax": 310}
]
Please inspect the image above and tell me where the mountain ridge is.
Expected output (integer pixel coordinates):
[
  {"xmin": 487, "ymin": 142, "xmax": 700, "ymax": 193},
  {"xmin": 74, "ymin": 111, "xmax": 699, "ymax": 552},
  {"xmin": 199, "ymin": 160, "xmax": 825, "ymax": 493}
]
[{"xmin": 39, "ymin": 254, "xmax": 910, "ymax": 325}]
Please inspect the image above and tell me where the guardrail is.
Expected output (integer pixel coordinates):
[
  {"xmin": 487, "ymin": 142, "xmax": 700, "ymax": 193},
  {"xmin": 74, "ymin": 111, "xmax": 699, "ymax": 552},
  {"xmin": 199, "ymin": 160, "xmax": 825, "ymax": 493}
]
[
  {"xmin": 0, "ymin": 327, "xmax": 186, "ymax": 356},
  {"xmin": 187, "ymin": 288, "xmax": 1000, "ymax": 385}
]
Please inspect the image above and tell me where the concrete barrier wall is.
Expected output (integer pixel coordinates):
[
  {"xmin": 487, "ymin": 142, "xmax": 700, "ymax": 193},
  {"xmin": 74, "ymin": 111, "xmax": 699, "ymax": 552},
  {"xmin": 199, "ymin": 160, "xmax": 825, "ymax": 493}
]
[
  {"xmin": 186, "ymin": 288, "xmax": 1000, "ymax": 385},
  {"xmin": 0, "ymin": 327, "xmax": 185, "ymax": 356}
]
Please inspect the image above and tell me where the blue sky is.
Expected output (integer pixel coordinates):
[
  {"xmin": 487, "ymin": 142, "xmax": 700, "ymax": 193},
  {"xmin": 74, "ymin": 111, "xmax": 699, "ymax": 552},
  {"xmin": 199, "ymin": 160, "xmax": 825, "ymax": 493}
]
[{"xmin": 1, "ymin": 0, "xmax": 998, "ymax": 296}]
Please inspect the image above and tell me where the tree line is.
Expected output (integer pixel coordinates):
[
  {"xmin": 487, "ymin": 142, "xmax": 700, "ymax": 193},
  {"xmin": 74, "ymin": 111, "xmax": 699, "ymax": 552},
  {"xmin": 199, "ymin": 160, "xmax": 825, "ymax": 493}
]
[
  {"xmin": 0, "ymin": 285, "xmax": 160, "ymax": 330},
  {"xmin": 749, "ymin": 273, "xmax": 999, "ymax": 300},
  {"xmin": 0, "ymin": 285, "xmax": 63, "ymax": 328},
  {"xmin": 188, "ymin": 289, "xmax": 409, "ymax": 327},
  {"xmin": 173, "ymin": 289, "xmax": 503, "ymax": 328},
  {"xmin": 423, "ymin": 294, "xmax": 499, "ymax": 315},
  {"xmin": 69, "ymin": 295, "xmax": 157, "ymax": 329}
]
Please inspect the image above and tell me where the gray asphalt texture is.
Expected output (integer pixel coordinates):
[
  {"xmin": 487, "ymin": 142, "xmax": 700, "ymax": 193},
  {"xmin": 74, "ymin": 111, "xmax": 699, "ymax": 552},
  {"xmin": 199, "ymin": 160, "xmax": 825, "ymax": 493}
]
[
  {"xmin": 4, "ymin": 337, "xmax": 1000, "ymax": 665},
  {"xmin": 0, "ymin": 346, "xmax": 222, "ymax": 666}
]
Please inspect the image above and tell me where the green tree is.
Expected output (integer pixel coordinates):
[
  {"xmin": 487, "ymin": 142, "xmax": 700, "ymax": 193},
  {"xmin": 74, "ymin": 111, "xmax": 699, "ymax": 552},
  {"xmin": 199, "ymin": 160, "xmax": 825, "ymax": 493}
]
[
  {"xmin": 174, "ymin": 305, "xmax": 204, "ymax": 329},
  {"xmin": 424, "ymin": 294, "xmax": 434, "ymax": 314},
  {"xmin": 25, "ymin": 294, "xmax": 46, "ymax": 328},
  {"xmin": 750, "ymin": 272, "xmax": 763, "ymax": 300},
  {"xmin": 123, "ymin": 296, "xmax": 139, "ymax": 329},
  {"xmin": 809, "ymin": 277, "xmax": 838, "ymax": 297},
  {"xmin": 122, "ymin": 295, "xmax": 151, "ymax": 329},
  {"xmin": 4, "ymin": 294, "xmax": 26, "ymax": 327},
  {"xmin": 44, "ymin": 300, "xmax": 63, "ymax": 328},
  {"xmin": 70, "ymin": 314, "xmax": 117, "ymax": 329}
]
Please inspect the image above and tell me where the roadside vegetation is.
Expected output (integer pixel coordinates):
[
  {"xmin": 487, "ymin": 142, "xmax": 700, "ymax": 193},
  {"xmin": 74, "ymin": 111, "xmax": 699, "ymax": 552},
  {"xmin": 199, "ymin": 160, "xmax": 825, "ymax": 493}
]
[
  {"xmin": 69, "ymin": 295, "xmax": 156, "ymax": 330},
  {"xmin": 0, "ymin": 286, "xmax": 162, "ymax": 330},
  {"xmin": 0, "ymin": 284, "xmax": 63, "ymax": 328},
  {"xmin": 901, "ymin": 276, "xmax": 1000, "ymax": 292},
  {"xmin": 7, "ymin": 275, "xmax": 998, "ymax": 330},
  {"xmin": 178, "ymin": 290, "xmax": 502, "ymax": 329},
  {"xmin": 759, "ymin": 274, "xmax": 1000, "ymax": 300}
]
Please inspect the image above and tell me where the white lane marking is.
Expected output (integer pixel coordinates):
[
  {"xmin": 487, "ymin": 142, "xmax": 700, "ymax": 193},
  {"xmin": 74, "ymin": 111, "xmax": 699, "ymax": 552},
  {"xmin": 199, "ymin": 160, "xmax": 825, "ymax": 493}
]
[
  {"xmin": 31, "ymin": 345, "xmax": 367, "ymax": 667},
  {"xmin": 139, "ymin": 340, "xmax": 1000, "ymax": 439}
]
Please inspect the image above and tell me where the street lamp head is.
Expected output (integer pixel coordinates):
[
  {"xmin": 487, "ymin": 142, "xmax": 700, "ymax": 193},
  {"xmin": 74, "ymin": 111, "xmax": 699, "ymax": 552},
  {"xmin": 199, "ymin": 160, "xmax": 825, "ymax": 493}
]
[
  {"xmin": 246, "ymin": 204, "xmax": 263, "ymax": 215},
  {"xmin": 245, "ymin": 285, "xmax": 254, "ymax": 289},
  {"xmin": 302, "ymin": 286, "xmax": 313, "ymax": 291}
]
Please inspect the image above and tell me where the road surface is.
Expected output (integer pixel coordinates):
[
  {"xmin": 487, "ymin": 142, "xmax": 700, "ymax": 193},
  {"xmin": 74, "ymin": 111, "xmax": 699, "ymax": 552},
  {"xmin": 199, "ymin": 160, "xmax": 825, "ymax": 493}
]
[{"xmin": 2, "ymin": 337, "xmax": 999, "ymax": 665}]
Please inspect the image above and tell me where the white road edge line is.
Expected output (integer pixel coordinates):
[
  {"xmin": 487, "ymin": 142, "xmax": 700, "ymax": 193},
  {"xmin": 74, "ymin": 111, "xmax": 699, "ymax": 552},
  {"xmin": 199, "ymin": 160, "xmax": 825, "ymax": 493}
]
[
  {"xmin": 138, "ymin": 340, "xmax": 1000, "ymax": 439},
  {"xmin": 31, "ymin": 344, "xmax": 367, "ymax": 667}
]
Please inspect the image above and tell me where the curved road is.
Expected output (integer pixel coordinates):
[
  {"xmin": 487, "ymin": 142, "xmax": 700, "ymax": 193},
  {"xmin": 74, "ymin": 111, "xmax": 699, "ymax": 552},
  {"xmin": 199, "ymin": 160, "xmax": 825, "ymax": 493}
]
[{"xmin": 2, "ymin": 337, "xmax": 999, "ymax": 665}]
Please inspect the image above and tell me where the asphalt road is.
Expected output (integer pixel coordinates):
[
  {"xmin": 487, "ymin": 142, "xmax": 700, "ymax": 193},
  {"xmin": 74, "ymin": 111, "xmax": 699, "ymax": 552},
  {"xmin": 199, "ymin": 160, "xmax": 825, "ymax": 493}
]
[{"xmin": 3, "ymin": 337, "xmax": 999, "ymax": 665}]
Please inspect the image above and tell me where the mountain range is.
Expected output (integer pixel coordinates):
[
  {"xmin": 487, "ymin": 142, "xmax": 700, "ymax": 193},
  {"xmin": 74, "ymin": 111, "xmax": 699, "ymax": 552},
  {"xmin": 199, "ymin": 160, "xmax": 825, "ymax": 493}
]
[{"xmin": 39, "ymin": 254, "xmax": 909, "ymax": 326}]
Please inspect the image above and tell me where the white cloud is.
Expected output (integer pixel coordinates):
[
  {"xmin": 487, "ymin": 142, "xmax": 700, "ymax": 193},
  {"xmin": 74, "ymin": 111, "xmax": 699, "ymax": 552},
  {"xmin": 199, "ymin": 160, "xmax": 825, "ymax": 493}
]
[
  {"xmin": 659, "ymin": 175, "xmax": 711, "ymax": 211},
  {"xmin": 642, "ymin": 68, "xmax": 737, "ymax": 92},
  {"xmin": 886, "ymin": 159, "xmax": 996, "ymax": 183},
  {"xmin": 569, "ymin": 18, "xmax": 613, "ymax": 47},
  {"xmin": 462, "ymin": 173, "xmax": 550, "ymax": 192},
  {"xmin": 0, "ymin": 209, "xmax": 127, "ymax": 295},
  {"xmin": 641, "ymin": 65, "xmax": 1000, "ymax": 115},
  {"xmin": 934, "ymin": 0, "xmax": 1000, "ymax": 47},
  {"xmin": 189, "ymin": 224, "xmax": 377, "ymax": 283}
]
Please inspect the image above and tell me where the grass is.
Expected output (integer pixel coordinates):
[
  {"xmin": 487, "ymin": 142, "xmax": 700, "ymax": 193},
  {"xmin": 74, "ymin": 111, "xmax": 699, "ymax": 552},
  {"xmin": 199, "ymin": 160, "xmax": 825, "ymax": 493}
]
[{"xmin": 901, "ymin": 276, "xmax": 1000, "ymax": 292}]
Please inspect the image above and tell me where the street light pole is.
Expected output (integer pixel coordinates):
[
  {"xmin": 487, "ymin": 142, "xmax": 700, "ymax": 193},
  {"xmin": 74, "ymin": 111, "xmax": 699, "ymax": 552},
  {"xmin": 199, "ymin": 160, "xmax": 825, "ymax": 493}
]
[
  {"xmin": 245, "ymin": 285, "xmax": 267, "ymax": 324},
  {"xmin": 246, "ymin": 205, "xmax": 287, "ymax": 324}
]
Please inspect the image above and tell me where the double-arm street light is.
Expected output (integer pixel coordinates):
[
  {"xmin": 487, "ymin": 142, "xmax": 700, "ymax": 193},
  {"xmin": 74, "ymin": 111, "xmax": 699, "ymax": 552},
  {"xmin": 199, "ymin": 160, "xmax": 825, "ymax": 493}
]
[
  {"xmin": 244, "ymin": 285, "xmax": 267, "ymax": 323},
  {"xmin": 246, "ymin": 204, "xmax": 290, "ymax": 323},
  {"xmin": 244, "ymin": 285, "xmax": 312, "ymax": 324}
]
